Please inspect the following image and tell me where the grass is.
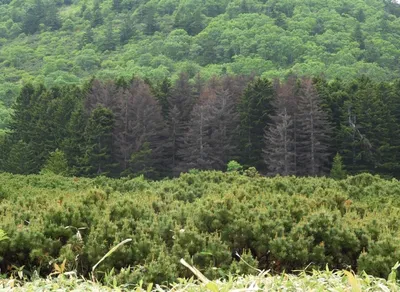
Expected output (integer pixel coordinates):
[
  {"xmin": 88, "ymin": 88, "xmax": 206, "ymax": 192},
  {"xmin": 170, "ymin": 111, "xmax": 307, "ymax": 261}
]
[{"xmin": 1, "ymin": 262, "xmax": 399, "ymax": 291}]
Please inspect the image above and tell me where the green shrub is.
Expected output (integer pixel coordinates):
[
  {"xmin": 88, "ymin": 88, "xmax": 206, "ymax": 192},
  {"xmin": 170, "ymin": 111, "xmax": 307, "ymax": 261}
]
[
  {"xmin": 0, "ymin": 172, "xmax": 399, "ymax": 284},
  {"xmin": 227, "ymin": 160, "xmax": 243, "ymax": 172}
]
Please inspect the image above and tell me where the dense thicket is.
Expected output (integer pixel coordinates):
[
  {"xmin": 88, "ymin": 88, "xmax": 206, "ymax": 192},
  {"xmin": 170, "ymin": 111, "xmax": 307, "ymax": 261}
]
[
  {"xmin": 0, "ymin": 171, "xmax": 399, "ymax": 284},
  {"xmin": 2, "ymin": 75, "xmax": 400, "ymax": 178},
  {"xmin": 1, "ymin": 0, "xmax": 400, "ymax": 127}
]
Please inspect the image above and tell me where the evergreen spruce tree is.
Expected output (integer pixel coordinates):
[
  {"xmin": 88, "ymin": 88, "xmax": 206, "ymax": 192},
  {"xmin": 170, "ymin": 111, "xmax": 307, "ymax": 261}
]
[
  {"xmin": 165, "ymin": 105, "xmax": 185, "ymax": 175},
  {"xmin": 165, "ymin": 73, "xmax": 196, "ymax": 174},
  {"xmin": 62, "ymin": 103, "xmax": 88, "ymax": 175},
  {"xmin": 41, "ymin": 149, "xmax": 69, "ymax": 176},
  {"xmin": 83, "ymin": 105, "xmax": 116, "ymax": 176},
  {"xmin": 10, "ymin": 83, "xmax": 44, "ymax": 143},
  {"xmin": 330, "ymin": 153, "xmax": 346, "ymax": 180},
  {"xmin": 127, "ymin": 142, "xmax": 155, "ymax": 178},
  {"xmin": 0, "ymin": 135, "xmax": 11, "ymax": 172},
  {"xmin": 22, "ymin": 0, "xmax": 44, "ymax": 34},
  {"xmin": 154, "ymin": 78, "xmax": 172, "ymax": 120},
  {"xmin": 238, "ymin": 78, "xmax": 275, "ymax": 171},
  {"xmin": 4, "ymin": 141, "xmax": 36, "ymax": 174},
  {"xmin": 339, "ymin": 77, "xmax": 397, "ymax": 176}
]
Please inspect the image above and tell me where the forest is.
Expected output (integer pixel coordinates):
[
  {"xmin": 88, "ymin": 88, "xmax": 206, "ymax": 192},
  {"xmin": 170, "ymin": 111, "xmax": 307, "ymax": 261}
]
[
  {"xmin": 1, "ymin": 74, "xmax": 400, "ymax": 179},
  {"xmin": 1, "ymin": 1, "xmax": 400, "ymax": 289},
  {"xmin": 1, "ymin": 0, "xmax": 400, "ymax": 132}
]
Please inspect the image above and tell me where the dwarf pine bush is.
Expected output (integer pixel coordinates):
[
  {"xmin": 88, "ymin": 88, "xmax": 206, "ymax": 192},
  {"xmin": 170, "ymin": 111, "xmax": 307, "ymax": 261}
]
[{"xmin": 0, "ymin": 171, "xmax": 399, "ymax": 284}]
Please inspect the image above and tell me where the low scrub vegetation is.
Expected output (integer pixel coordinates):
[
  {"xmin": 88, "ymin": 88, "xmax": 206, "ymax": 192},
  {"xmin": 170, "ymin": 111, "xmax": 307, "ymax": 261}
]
[{"xmin": 0, "ymin": 171, "xmax": 399, "ymax": 286}]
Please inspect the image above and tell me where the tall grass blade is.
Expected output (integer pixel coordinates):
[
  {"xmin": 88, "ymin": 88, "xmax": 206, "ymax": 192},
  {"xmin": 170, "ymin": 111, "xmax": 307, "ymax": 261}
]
[
  {"xmin": 92, "ymin": 238, "xmax": 132, "ymax": 274},
  {"xmin": 180, "ymin": 258, "xmax": 210, "ymax": 284}
]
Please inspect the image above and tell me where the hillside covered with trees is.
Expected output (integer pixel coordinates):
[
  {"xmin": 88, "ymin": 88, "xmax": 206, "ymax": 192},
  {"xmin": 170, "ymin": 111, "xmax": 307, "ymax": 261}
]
[{"xmin": 1, "ymin": 0, "xmax": 400, "ymax": 113}]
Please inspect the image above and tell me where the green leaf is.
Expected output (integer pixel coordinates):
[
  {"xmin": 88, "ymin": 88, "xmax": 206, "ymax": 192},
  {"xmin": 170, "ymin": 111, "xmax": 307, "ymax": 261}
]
[{"xmin": 205, "ymin": 282, "xmax": 219, "ymax": 292}]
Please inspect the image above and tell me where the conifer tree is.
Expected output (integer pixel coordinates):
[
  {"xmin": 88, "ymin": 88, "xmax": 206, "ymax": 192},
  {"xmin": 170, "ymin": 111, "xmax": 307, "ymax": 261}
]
[
  {"xmin": 178, "ymin": 101, "xmax": 213, "ymax": 172},
  {"xmin": 263, "ymin": 107, "xmax": 295, "ymax": 176},
  {"xmin": 102, "ymin": 22, "xmax": 117, "ymax": 51},
  {"xmin": 154, "ymin": 78, "xmax": 172, "ymax": 120},
  {"xmin": 114, "ymin": 79, "xmax": 166, "ymax": 178},
  {"xmin": 10, "ymin": 83, "xmax": 44, "ymax": 143},
  {"xmin": 165, "ymin": 105, "xmax": 185, "ymax": 175},
  {"xmin": 297, "ymin": 79, "xmax": 331, "ymax": 176},
  {"xmin": 165, "ymin": 73, "xmax": 196, "ymax": 173},
  {"xmin": 119, "ymin": 15, "xmax": 135, "ymax": 44},
  {"xmin": 339, "ymin": 77, "xmax": 396, "ymax": 175},
  {"xmin": 128, "ymin": 142, "xmax": 155, "ymax": 177},
  {"xmin": 62, "ymin": 103, "xmax": 88, "ymax": 175},
  {"xmin": 238, "ymin": 78, "xmax": 275, "ymax": 171},
  {"xmin": 83, "ymin": 105, "xmax": 116, "ymax": 176},
  {"xmin": 41, "ymin": 149, "xmax": 69, "ymax": 176},
  {"xmin": 22, "ymin": 0, "xmax": 44, "ymax": 34},
  {"xmin": 330, "ymin": 153, "xmax": 346, "ymax": 180},
  {"xmin": 28, "ymin": 89, "xmax": 58, "ymax": 169},
  {"xmin": 4, "ymin": 141, "xmax": 36, "ymax": 174},
  {"xmin": 169, "ymin": 73, "xmax": 196, "ymax": 122},
  {"xmin": 85, "ymin": 79, "xmax": 119, "ymax": 112},
  {"xmin": 208, "ymin": 88, "xmax": 240, "ymax": 169},
  {"xmin": 0, "ymin": 135, "xmax": 10, "ymax": 172},
  {"xmin": 179, "ymin": 84, "xmax": 240, "ymax": 172}
]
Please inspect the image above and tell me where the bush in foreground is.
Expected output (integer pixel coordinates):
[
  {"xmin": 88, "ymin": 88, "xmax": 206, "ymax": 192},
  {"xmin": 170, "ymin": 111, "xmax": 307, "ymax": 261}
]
[{"xmin": 0, "ymin": 171, "xmax": 399, "ymax": 285}]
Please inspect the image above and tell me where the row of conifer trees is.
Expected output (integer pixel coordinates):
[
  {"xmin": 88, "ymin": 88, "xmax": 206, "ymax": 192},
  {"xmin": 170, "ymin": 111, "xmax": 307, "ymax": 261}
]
[{"xmin": 1, "ymin": 74, "xmax": 399, "ymax": 179}]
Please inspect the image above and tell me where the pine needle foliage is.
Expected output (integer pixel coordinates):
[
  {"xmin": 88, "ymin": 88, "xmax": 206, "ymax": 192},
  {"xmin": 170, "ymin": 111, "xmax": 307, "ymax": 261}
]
[{"xmin": 0, "ymin": 171, "xmax": 399, "ymax": 285}]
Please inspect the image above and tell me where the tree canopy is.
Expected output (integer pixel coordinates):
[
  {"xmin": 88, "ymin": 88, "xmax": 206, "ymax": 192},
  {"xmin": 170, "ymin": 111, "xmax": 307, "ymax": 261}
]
[{"xmin": 0, "ymin": 0, "xmax": 400, "ymax": 111}]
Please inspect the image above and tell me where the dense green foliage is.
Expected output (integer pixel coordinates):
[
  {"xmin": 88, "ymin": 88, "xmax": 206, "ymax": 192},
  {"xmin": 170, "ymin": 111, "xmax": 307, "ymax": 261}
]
[
  {"xmin": 1, "ymin": 0, "xmax": 400, "ymax": 124},
  {"xmin": 0, "ymin": 171, "xmax": 399, "ymax": 285}
]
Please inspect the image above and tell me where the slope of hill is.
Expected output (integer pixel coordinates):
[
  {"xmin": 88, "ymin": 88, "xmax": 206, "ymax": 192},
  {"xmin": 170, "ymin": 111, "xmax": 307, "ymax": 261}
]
[{"xmin": 0, "ymin": 0, "xmax": 400, "ymax": 106}]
